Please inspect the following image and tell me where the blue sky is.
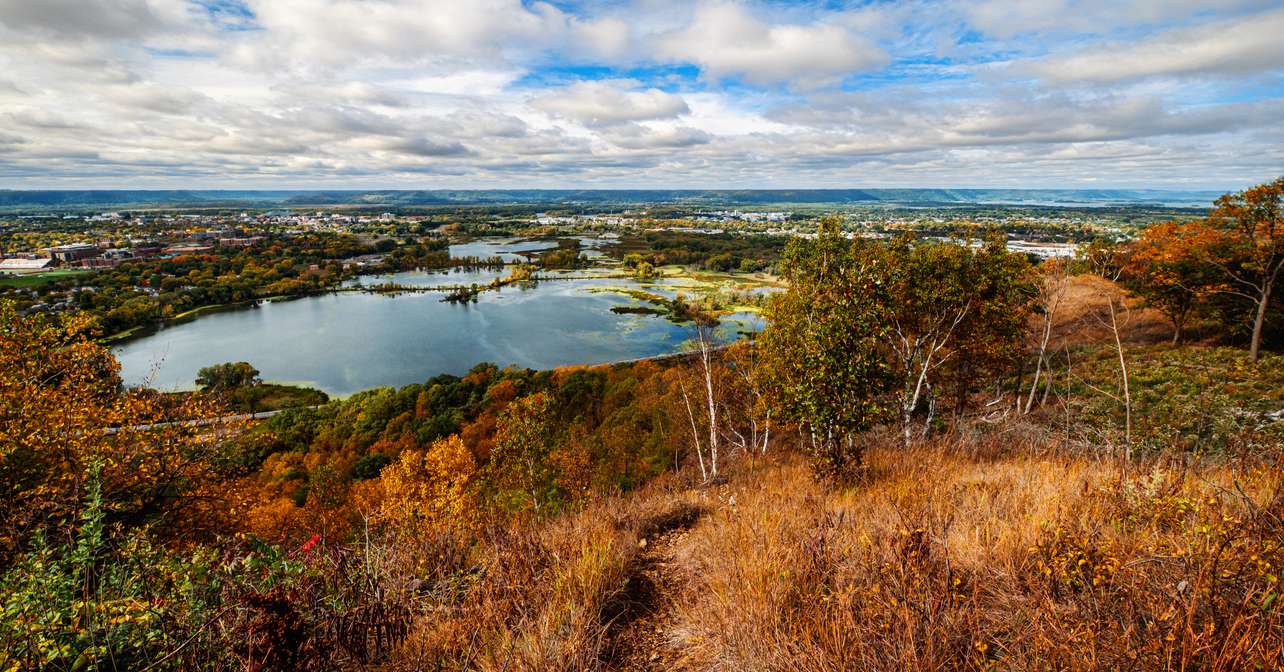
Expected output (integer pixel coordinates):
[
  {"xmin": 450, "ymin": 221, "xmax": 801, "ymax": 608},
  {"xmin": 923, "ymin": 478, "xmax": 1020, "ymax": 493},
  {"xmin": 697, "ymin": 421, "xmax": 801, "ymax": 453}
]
[{"xmin": 0, "ymin": 0, "xmax": 1280, "ymax": 189}]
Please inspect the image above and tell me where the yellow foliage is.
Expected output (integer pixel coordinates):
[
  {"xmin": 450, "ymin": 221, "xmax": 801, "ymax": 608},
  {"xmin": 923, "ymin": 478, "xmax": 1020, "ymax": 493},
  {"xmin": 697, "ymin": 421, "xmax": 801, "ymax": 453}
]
[
  {"xmin": 373, "ymin": 435, "xmax": 480, "ymax": 536},
  {"xmin": 245, "ymin": 497, "xmax": 299, "ymax": 538}
]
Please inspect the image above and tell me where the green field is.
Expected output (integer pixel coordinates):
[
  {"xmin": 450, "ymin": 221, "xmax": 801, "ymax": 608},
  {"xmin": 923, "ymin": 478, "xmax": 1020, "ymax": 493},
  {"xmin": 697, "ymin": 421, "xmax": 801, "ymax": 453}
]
[{"xmin": 0, "ymin": 269, "xmax": 89, "ymax": 288}]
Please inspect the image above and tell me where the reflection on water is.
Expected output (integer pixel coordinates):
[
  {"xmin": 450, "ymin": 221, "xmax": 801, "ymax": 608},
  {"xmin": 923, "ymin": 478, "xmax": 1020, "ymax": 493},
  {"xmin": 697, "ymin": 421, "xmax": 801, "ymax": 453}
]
[
  {"xmin": 447, "ymin": 238, "xmax": 558, "ymax": 263},
  {"xmin": 115, "ymin": 273, "xmax": 760, "ymax": 396},
  {"xmin": 344, "ymin": 267, "xmax": 508, "ymax": 288}
]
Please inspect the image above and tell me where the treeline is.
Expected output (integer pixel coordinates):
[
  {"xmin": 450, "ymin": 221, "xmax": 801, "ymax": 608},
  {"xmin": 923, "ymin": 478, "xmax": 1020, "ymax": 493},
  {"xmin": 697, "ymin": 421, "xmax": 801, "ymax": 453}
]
[
  {"xmin": 3, "ymin": 233, "xmax": 457, "ymax": 335},
  {"xmin": 609, "ymin": 230, "xmax": 786, "ymax": 272}
]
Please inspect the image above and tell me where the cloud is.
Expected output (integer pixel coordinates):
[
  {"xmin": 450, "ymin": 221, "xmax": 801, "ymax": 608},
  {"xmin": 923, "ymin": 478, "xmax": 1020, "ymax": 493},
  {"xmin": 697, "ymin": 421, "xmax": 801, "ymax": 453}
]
[
  {"xmin": 569, "ymin": 16, "xmax": 633, "ymax": 60},
  {"xmin": 1019, "ymin": 7, "xmax": 1284, "ymax": 82},
  {"xmin": 240, "ymin": 0, "xmax": 568, "ymax": 67},
  {"xmin": 381, "ymin": 137, "xmax": 473, "ymax": 157},
  {"xmin": 607, "ymin": 124, "xmax": 713, "ymax": 149},
  {"xmin": 656, "ymin": 3, "xmax": 888, "ymax": 86},
  {"xmin": 101, "ymin": 82, "xmax": 212, "ymax": 115},
  {"xmin": 0, "ymin": 0, "xmax": 193, "ymax": 40},
  {"xmin": 0, "ymin": 0, "xmax": 1277, "ymax": 189},
  {"xmin": 962, "ymin": 0, "xmax": 1275, "ymax": 38},
  {"xmin": 531, "ymin": 81, "xmax": 690, "ymax": 126}
]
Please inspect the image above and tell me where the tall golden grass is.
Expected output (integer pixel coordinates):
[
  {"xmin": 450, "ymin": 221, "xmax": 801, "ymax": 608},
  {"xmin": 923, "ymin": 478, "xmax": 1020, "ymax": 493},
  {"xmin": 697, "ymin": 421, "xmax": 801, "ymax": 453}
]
[
  {"xmin": 372, "ymin": 426, "xmax": 1281, "ymax": 670},
  {"xmin": 383, "ymin": 472, "xmax": 705, "ymax": 671},
  {"xmin": 671, "ymin": 430, "xmax": 1283, "ymax": 671}
]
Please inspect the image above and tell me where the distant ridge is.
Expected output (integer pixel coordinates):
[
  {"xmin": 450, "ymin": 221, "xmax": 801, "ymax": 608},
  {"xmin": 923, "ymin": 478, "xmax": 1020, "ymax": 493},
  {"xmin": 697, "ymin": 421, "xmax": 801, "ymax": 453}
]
[{"xmin": 0, "ymin": 188, "xmax": 1220, "ymax": 211}]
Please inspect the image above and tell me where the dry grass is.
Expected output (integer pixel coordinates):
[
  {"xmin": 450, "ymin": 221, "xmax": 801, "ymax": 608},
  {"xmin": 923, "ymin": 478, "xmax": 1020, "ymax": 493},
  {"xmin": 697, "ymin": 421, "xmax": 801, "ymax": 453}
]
[
  {"xmin": 1053, "ymin": 274, "xmax": 1175, "ymax": 348},
  {"xmin": 383, "ymin": 472, "xmax": 705, "ymax": 671},
  {"xmin": 668, "ymin": 432, "xmax": 1283, "ymax": 671},
  {"xmin": 370, "ymin": 426, "xmax": 1282, "ymax": 671}
]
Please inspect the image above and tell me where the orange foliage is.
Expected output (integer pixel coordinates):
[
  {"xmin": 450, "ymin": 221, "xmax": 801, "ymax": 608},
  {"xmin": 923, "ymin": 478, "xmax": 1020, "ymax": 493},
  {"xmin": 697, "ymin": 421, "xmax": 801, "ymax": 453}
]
[{"xmin": 0, "ymin": 301, "xmax": 230, "ymax": 556}]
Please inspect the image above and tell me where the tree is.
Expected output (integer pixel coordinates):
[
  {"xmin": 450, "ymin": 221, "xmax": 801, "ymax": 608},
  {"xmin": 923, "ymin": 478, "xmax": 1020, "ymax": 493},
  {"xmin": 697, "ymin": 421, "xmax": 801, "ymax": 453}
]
[
  {"xmin": 926, "ymin": 236, "xmax": 1036, "ymax": 418},
  {"xmin": 876, "ymin": 235, "xmax": 1034, "ymax": 442},
  {"xmin": 1124, "ymin": 220, "xmax": 1213, "ymax": 344},
  {"xmin": 371, "ymin": 434, "xmax": 479, "ymax": 538},
  {"xmin": 760, "ymin": 219, "xmax": 892, "ymax": 476},
  {"xmin": 195, "ymin": 361, "xmax": 261, "ymax": 392},
  {"xmin": 878, "ymin": 237, "xmax": 975, "ymax": 444},
  {"xmin": 1024, "ymin": 258, "xmax": 1070, "ymax": 413},
  {"xmin": 0, "ymin": 301, "xmax": 227, "ymax": 559},
  {"xmin": 1202, "ymin": 177, "xmax": 1283, "ymax": 361},
  {"xmin": 678, "ymin": 320, "xmax": 724, "ymax": 481},
  {"xmin": 1077, "ymin": 238, "xmax": 1126, "ymax": 281},
  {"xmin": 721, "ymin": 338, "xmax": 772, "ymax": 459},
  {"xmin": 489, "ymin": 392, "xmax": 558, "ymax": 511}
]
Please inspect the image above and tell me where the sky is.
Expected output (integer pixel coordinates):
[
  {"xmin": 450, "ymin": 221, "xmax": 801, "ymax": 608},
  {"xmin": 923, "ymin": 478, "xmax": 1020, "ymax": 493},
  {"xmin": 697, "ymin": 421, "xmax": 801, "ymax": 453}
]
[{"xmin": 0, "ymin": 0, "xmax": 1280, "ymax": 190}]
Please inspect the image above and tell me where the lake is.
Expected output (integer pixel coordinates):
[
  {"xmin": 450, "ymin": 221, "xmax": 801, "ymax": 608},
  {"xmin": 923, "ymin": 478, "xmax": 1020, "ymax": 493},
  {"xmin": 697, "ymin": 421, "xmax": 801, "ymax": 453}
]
[{"xmin": 114, "ymin": 271, "xmax": 763, "ymax": 397}]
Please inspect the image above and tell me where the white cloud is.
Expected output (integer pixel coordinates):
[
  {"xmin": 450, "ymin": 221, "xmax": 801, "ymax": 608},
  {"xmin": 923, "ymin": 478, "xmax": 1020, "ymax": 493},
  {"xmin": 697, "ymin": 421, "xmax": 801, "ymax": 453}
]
[
  {"xmin": 1020, "ymin": 7, "xmax": 1284, "ymax": 83},
  {"xmin": 569, "ymin": 16, "xmax": 634, "ymax": 60},
  {"xmin": 656, "ymin": 3, "xmax": 888, "ymax": 86},
  {"xmin": 240, "ymin": 0, "xmax": 567, "ymax": 67},
  {"xmin": 963, "ymin": 0, "xmax": 1275, "ymax": 38},
  {"xmin": 530, "ymin": 81, "xmax": 690, "ymax": 126}
]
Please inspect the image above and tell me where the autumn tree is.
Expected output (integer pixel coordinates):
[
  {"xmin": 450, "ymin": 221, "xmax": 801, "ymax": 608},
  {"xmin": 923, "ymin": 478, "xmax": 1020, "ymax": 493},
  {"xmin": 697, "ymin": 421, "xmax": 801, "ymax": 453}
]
[
  {"xmin": 0, "ymin": 301, "xmax": 227, "ymax": 558},
  {"xmin": 1124, "ymin": 220, "xmax": 1213, "ymax": 344},
  {"xmin": 760, "ymin": 219, "xmax": 892, "ymax": 476},
  {"xmin": 370, "ymin": 434, "xmax": 479, "ymax": 538},
  {"xmin": 1202, "ymin": 177, "xmax": 1283, "ymax": 361}
]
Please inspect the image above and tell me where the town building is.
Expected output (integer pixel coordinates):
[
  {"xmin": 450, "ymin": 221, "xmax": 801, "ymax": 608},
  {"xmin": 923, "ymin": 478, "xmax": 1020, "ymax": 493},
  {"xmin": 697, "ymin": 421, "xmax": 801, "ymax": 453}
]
[{"xmin": 46, "ymin": 243, "xmax": 100, "ymax": 262}]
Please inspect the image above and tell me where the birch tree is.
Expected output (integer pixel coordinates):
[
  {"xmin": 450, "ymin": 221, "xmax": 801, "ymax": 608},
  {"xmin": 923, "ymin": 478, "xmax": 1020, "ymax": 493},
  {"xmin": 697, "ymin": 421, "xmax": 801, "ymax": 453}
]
[
  {"xmin": 877, "ymin": 236, "xmax": 1033, "ymax": 443},
  {"xmin": 760, "ymin": 219, "xmax": 892, "ymax": 477},
  {"xmin": 1025, "ymin": 258, "xmax": 1070, "ymax": 413}
]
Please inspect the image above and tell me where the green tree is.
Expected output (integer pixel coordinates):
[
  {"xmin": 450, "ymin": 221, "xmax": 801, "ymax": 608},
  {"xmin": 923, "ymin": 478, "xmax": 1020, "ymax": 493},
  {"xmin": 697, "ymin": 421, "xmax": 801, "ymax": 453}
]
[
  {"xmin": 489, "ymin": 392, "xmax": 558, "ymax": 511},
  {"xmin": 195, "ymin": 361, "xmax": 261, "ymax": 392},
  {"xmin": 760, "ymin": 218, "xmax": 892, "ymax": 477},
  {"xmin": 878, "ymin": 235, "xmax": 1034, "ymax": 442}
]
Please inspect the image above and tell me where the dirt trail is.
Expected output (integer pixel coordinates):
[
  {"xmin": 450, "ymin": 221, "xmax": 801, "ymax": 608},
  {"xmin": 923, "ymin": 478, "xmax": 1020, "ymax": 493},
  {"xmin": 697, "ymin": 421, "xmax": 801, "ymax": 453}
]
[{"xmin": 601, "ymin": 505, "xmax": 702, "ymax": 671}]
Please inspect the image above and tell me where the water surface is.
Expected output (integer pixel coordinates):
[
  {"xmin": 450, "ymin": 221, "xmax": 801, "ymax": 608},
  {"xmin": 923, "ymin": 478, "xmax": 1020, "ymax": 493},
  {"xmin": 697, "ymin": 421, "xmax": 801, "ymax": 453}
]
[{"xmin": 115, "ymin": 274, "xmax": 757, "ymax": 396}]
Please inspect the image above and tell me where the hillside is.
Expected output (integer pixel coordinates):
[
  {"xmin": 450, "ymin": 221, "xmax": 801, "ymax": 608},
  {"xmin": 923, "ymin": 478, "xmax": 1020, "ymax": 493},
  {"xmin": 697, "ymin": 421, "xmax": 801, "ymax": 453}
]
[
  {"xmin": 2, "ymin": 184, "xmax": 1282, "ymax": 670},
  {"xmin": 375, "ymin": 434, "xmax": 1280, "ymax": 670},
  {"xmin": 0, "ymin": 188, "xmax": 1220, "ymax": 212}
]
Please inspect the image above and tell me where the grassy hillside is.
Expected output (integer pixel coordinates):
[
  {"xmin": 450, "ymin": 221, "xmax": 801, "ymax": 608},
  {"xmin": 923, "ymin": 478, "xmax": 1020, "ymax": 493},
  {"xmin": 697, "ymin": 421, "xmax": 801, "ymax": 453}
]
[{"xmin": 367, "ymin": 426, "xmax": 1282, "ymax": 671}]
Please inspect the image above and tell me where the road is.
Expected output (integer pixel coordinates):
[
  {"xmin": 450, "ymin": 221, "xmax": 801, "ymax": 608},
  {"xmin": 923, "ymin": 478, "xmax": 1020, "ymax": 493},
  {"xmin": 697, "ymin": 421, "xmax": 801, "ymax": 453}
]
[{"xmin": 102, "ymin": 406, "xmax": 315, "ymax": 434}]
